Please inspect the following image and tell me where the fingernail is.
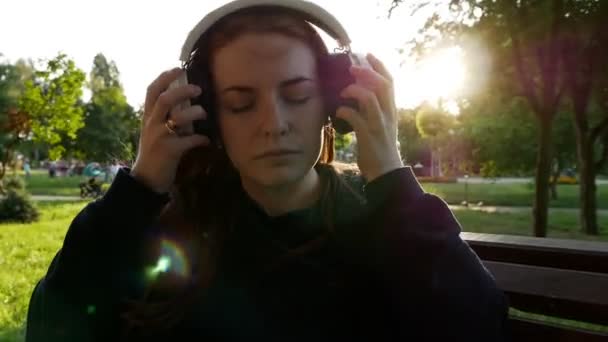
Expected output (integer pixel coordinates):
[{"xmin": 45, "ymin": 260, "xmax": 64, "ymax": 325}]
[{"xmin": 192, "ymin": 86, "xmax": 202, "ymax": 95}]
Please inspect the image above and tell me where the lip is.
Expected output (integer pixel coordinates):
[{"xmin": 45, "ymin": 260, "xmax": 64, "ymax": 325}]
[{"xmin": 254, "ymin": 148, "xmax": 301, "ymax": 159}]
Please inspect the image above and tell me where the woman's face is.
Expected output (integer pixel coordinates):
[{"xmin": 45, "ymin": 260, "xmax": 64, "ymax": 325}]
[{"xmin": 212, "ymin": 32, "xmax": 326, "ymax": 188}]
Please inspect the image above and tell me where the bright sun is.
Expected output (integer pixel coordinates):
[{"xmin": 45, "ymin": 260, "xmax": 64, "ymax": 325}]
[
  {"xmin": 389, "ymin": 47, "xmax": 468, "ymax": 113},
  {"xmin": 415, "ymin": 47, "xmax": 466, "ymax": 101}
]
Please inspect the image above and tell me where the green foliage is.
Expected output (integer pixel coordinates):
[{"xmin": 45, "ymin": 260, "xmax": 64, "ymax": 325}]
[
  {"xmin": 0, "ymin": 58, "xmax": 26, "ymax": 180},
  {"xmin": 0, "ymin": 190, "xmax": 39, "ymax": 223},
  {"xmin": 0, "ymin": 175, "xmax": 38, "ymax": 223},
  {"xmin": 75, "ymin": 54, "xmax": 139, "ymax": 162},
  {"xmin": 415, "ymin": 103, "xmax": 455, "ymax": 138},
  {"xmin": 3, "ymin": 176, "xmax": 25, "ymax": 192},
  {"xmin": 334, "ymin": 132, "xmax": 352, "ymax": 152},
  {"xmin": 480, "ymin": 160, "xmax": 498, "ymax": 178},
  {"xmin": 0, "ymin": 60, "xmax": 20, "ymax": 112},
  {"xmin": 397, "ymin": 108, "xmax": 428, "ymax": 164},
  {"xmin": 18, "ymin": 53, "xmax": 86, "ymax": 160}
]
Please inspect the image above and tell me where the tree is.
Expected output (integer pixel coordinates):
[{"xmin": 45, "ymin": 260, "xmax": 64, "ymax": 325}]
[
  {"xmin": 18, "ymin": 53, "xmax": 86, "ymax": 160},
  {"xmin": 460, "ymin": 97, "xmax": 538, "ymax": 176},
  {"xmin": 75, "ymin": 53, "xmax": 139, "ymax": 162},
  {"xmin": 460, "ymin": 96, "xmax": 577, "ymax": 198},
  {"xmin": 415, "ymin": 103, "xmax": 457, "ymax": 176},
  {"xmin": 558, "ymin": 0, "xmax": 608, "ymax": 234},
  {"xmin": 0, "ymin": 57, "xmax": 31, "ymax": 184},
  {"xmin": 391, "ymin": 0, "xmax": 568, "ymax": 237},
  {"xmin": 397, "ymin": 108, "xmax": 429, "ymax": 166}
]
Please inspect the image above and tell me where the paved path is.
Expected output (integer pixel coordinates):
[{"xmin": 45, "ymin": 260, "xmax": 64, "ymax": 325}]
[
  {"xmin": 31, "ymin": 195, "xmax": 83, "ymax": 201},
  {"xmin": 0, "ymin": 195, "xmax": 84, "ymax": 201}
]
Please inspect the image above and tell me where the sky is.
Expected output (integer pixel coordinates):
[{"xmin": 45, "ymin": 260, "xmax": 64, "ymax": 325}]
[{"xmin": 0, "ymin": 0, "xmax": 462, "ymax": 109}]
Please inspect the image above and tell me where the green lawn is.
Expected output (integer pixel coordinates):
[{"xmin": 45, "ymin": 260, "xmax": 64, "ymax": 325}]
[
  {"xmin": 1, "ymin": 201, "xmax": 606, "ymax": 341},
  {"xmin": 5, "ymin": 169, "xmax": 108, "ymax": 197},
  {"xmin": 21, "ymin": 170, "xmax": 88, "ymax": 196},
  {"xmin": 422, "ymin": 182, "xmax": 608, "ymax": 209},
  {"xmin": 0, "ymin": 201, "xmax": 89, "ymax": 342},
  {"xmin": 454, "ymin": 207, "xmax": 608, "ymax": 241},
  {"xmin": 10, "ymin": 169, "xmax": 608, "ymax": 209},
  {"xmin": 4, "ymin": 169, "xmax": 608, "ymax": 210}
]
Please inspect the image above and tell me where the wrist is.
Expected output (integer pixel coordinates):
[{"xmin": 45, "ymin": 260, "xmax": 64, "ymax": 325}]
[
  {"xmin": 364, "ymin": 158, "xmax": 404, "ymax": 182},
  {"xmin": 130, "ymin": 166, "xmax": 169, "ymax": 194}
]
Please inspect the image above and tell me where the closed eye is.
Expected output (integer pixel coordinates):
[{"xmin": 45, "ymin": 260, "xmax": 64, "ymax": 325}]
[
  {"xmin": 286, "ymin": 97, "xmax": 311, "ymax": 105},
  {"xmin": 230, "ymin": 103, "xmax": 254, "ymax": 113}
]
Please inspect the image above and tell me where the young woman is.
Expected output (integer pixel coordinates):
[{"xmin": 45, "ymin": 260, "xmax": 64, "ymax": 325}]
[{"xmin": 26, "ymin": 3, "xmax": 508, "ymax": 342}]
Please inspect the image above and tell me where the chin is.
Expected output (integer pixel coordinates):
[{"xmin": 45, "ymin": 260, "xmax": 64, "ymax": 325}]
[{"xmin": 247, "ymin": 161, "xmax": 311, "ymax": 188}]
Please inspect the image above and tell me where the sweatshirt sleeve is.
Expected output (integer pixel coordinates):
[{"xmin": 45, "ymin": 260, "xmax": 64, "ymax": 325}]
[
  {"xmin": 26, "ymin": 168, "xmax": 170, "ymax": 342},
  {"xmin": 362, "ymin": 167, "xmax": 510, "ymax": 341}
]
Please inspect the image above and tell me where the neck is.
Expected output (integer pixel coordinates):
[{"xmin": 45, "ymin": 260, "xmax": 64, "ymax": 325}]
[{"xmin": 241, "ymin": 166, "xmax": 322, "ymax": 217}]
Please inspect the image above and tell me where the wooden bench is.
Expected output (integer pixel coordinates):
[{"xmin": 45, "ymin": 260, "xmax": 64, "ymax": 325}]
[{"xmin": 462, "ymin": 232, "xmax": 608, "ymax": 341}]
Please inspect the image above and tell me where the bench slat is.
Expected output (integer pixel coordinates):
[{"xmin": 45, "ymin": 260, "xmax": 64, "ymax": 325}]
[
  {"xmin": 484, "ymin": 261, "xmax": 608, "ymax": 326},
  {"xmin": 463, "ymin": 232, "xmax": 608, "ymax": 273}
]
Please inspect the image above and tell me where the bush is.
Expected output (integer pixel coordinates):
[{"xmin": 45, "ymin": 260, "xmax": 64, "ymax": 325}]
[
  {"xmin": 4, "ymin": 176, "xmax": 26, "ymax": 191},
  {"xmin": 0, "ymin": 189, "xmax": 40, "ymax": 223},
  {"xmin": 480, "ymin": 160, "xmax": 498, "ymax": 179}
]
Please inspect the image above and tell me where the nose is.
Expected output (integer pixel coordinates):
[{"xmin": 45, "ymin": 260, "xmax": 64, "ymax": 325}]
[{"xmin": 259, "ymin": 96, "xmax": 289, "ymax": 138}]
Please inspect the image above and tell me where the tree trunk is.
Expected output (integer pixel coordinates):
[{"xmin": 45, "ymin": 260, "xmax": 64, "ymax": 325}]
[
  {"xmin": 550, "ymin": 159, "xmax": 560, "ymax": 200},
  {"xmin": 578, "ymin": 136, "xmax": 599, "ymax": 235},
  {"xmin": 533, "ymin": 119, "xmax": 553, "ymax": 237}
]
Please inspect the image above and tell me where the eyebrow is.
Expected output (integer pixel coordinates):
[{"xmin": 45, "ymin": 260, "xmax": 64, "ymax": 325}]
[{"xmin": 221, "ymin": 76, "xmax": 314, "ymax": 95}]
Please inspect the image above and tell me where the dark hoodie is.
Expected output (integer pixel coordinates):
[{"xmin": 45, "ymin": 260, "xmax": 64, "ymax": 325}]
[{"xmin": 26, "ymin": 166, "xmax": 509, "ymax": 341}]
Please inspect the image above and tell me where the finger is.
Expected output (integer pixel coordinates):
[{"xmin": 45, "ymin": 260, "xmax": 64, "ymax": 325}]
[
  {"xmin": 169, "ymin": 105, "xmax": 207, "ymax": 135},
  {"xmin": 335, "ymin": 106, "xmax": 366, "ymax": 134},
  {"xmin": 152, "ymin": 84, "xmax": 202, "ymax": 125},
  {"xmin": 340, "ymin": 83, "xmax": 383, "ymax": 123},
  {"xmin": 350, "ymin": 65, "xmax": 395, "ymax": 116},
  {"xmin": 144, "ymin": 68, "xmax": 182, "ymax": 118},
  {"xmin": 366, "ymin": 53, "xmax": 393, "ymax": 84},
  {"xmin": 175, "ymin": 134, "xmax": 211, "ymax": 152}
]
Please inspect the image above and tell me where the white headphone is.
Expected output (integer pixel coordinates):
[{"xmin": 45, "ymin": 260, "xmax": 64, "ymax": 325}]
[{"xmin": 179, "ymin": 0, "xmax": 352, "ymax": 63}]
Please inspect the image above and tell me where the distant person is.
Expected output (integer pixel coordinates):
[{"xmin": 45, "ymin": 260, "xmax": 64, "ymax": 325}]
[
  {"xmin": 23, "ymin": 160, "xmax": 31, "ymax": 179},
  {"xmin": 48, "ymin": 161, "xmax": 56, "ymax": 178},
  {"xmin": 27, "ymin": 1, "xmax": 508, "ymax": 341}
]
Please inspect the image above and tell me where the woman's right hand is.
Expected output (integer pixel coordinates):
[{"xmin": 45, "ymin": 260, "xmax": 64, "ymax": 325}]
[{"xmin": 131, "ymin": 68, "xmax": 210, "ymax": 194}]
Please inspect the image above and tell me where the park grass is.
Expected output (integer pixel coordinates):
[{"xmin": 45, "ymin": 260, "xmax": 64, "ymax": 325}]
[
  {"xmin": 454, "ymin": 207, "xmax": 608, "ymax": 241},
  {"xmin": 0, "ymin": 202, "xmax": 607, "ymax": 341},
  {"xmin": 423, "ymin": 182, "xmax": 608, "ymax": 209},
  {"xmin": 0, "ymin": 201, "xmax": 88, "ymax": 342},
  {"xmin": 21, "ymin": 170, "xmax": 87, "ymax": 196},
  {"xmin": 6, "ymin": 169, "xmax": 106, "ymax": 197},
  {"xmin": 5, "ymin": 169, "xmax": 608, "ymax": 209}
]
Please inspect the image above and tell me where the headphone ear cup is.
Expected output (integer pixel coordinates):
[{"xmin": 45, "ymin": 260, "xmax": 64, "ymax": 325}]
[
  {"xmin": 188, "ymin": 66, "xmax": 218, "ymax": 142},
  {"xmin": 319, "ymin": 53, "xmax": 357, "ymax": 134}
]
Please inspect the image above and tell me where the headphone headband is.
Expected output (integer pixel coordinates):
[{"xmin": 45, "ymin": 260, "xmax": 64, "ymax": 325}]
[{"xmin": 179, "ymin": 0, "xmax": 352, "ymax": 62}]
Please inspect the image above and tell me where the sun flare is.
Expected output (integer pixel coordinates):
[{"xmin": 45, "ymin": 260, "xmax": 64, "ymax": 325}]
[{"xmin": 410, "ymin": 47, "xmax": 466, "ymax": 104}]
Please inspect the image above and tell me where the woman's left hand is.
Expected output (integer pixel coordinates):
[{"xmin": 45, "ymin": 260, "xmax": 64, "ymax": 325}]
[{"xmin": 336, "ymin": 53, "xmax": 404, "ymax": 182}]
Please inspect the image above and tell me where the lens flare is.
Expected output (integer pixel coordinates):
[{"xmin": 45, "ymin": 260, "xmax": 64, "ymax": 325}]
[{"xmin": 145, "ymin": 238, "xmax": 190, "ymax": 282}]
